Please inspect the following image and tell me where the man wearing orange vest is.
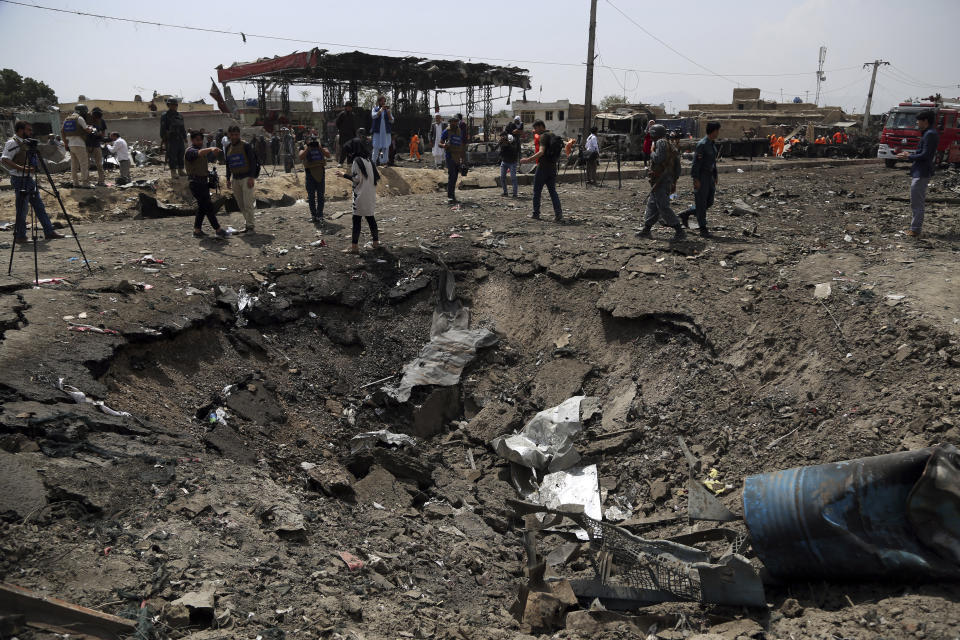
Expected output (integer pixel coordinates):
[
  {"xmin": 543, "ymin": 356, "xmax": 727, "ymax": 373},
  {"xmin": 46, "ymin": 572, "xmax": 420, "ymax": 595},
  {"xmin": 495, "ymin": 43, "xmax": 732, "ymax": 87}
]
[
  {"xmin": 832, "ymin": 131, "xmax": 843, "ymax": 144},
  {"xmin": 776, "ymin": 135, "xmax": 785, "ymax": 158},
  {"xmin": 408, "ymin": 133, "xmax": 421, "ymax": 162}
]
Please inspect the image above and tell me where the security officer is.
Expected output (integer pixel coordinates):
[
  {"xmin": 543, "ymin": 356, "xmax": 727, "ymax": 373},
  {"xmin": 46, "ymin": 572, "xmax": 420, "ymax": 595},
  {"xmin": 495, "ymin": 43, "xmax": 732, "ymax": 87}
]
[
  {"xmin": 160, "ymin": 98, "xmax": 187, "ymax": 179},
  {"xmin": 62, "ymin": 103, "xmax": 95, "ymax": 188},
  {"xmin": 638, "ymin": 124, "xmax": 685, "ymax": 241},
  {"xmin": 298, "ymin": 135, "xmax": 332, "ymax": 222},
  {"xmin": 184, "ymin": 130, "xmax": 226, "ymax": 238},
  {"xmin": 681, "ymin": 121, "xmax": 720, "ymax": 238},
  {"xmin": 86, "ymin": 107, "xmax": 108, "ymax": 186},
  {"xmin": 224, "ymin": 125, "xmax": 261, "ymax": 233}
]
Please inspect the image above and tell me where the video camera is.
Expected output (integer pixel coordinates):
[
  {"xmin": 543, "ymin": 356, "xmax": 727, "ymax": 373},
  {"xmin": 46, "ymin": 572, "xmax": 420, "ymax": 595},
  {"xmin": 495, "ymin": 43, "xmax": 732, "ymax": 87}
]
[
  {"xmin": 20, "ymin": 138, "xmax": 39, "ymax": 150},
  {"xmin": 207, "ymin": 167, "xmax": 220, "ymax": 192}
]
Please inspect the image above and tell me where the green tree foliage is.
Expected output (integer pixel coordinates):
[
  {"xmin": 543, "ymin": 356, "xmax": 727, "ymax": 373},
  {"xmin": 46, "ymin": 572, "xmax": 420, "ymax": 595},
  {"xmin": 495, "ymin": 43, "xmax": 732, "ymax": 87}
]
[
  {"xmin": 599, "ymin": 94, "xmax": 629, "ymax": 111},
  {"xmin": 0, "ymin": 69, "xmax": 58, "ymax": 109}
]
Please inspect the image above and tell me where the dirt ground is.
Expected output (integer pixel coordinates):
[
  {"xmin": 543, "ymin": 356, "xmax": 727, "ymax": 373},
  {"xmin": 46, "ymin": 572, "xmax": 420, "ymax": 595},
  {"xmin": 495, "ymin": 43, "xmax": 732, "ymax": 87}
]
[{"xmin": 0, "ymin": 159, "xmax": 959, "ymax": 640}]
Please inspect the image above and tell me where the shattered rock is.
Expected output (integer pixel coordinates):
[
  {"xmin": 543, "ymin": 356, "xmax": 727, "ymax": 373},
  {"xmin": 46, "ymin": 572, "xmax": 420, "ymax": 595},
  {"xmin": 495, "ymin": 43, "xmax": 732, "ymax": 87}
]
[
  {"xmin": 0, "ymin": 450, "xmax": 46, "ymax": 520},
  {"xmin": 306, "ymin": 460, "xmax": 356, "ymax": 502}
]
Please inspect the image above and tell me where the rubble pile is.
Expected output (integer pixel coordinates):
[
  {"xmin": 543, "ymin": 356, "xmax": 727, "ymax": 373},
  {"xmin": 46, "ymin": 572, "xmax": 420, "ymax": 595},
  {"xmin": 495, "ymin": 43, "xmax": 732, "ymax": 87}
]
[{"xmin": 0, "ymin": 162, "xmax": 959, "ymax": 639}]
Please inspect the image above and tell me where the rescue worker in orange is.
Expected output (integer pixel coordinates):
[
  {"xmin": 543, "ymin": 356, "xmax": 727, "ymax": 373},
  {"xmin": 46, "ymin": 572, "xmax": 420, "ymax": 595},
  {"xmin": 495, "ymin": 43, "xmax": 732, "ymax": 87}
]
[
  {"xmin": 832, "ymin": 130, "xmax": 843, "ymax": 144},
  {"xmin": 776, "ymin": 135, "xmax": 785, "ymax": 158},
  {"xmin": 408, "ymin": 133, "xmax": 421, "ymax": 162},
  {"xmin": 769, "ymin": 133, "xmax": 776, "ymax": 156}
]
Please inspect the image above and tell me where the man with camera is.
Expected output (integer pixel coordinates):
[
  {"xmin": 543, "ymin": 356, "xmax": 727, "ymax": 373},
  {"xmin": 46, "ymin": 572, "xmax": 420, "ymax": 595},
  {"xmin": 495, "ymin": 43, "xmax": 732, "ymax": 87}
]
[
  {"xmin": 62, "ymin": 104, "xmax": 96, "ymax": 188},
  {"xmin": 439, "ymin": 116, "xmax": 466, "ymax": 204},
  {"xmin": 224, "ymin": 126, "xmax": 261, "ymax": 233},
  {"xmin": 184, "ymin": 130, "xmax": 227, "ymax": 238},
  {"xmin": 160, "ymin": 98, "xmax": 188, "ymax": 179},
  {"xmin": 298, "ymin": 135, "xmax": 332, "ymax": 223},
  {"xmin": 2, "ymin": 121, "xmax": 66, "ymax": 243},
  {"xmin": 370, "ymin": 95, "xmax": 394, "ymax": 167}
]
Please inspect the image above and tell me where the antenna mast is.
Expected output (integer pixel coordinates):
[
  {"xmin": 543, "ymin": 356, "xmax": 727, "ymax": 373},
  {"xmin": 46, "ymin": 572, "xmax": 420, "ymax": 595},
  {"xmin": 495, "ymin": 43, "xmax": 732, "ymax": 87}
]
[{"xmin": 814, "ymin": 46, "xmax": 827, "ymax": 106}]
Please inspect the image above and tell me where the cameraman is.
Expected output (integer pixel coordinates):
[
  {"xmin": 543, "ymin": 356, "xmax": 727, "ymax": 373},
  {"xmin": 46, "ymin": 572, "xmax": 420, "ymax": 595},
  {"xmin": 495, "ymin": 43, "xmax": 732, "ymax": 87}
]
[
  {"xmin": 1, "ymin": 121, "xmax": 66, "ymax": 243},
  {"xmin": 184, "ymin": 130, "xmax": 227, "ymax": 239},
  {"xmin": 298, "ymin": 135, "xmax": 332, "ymax": 222}
]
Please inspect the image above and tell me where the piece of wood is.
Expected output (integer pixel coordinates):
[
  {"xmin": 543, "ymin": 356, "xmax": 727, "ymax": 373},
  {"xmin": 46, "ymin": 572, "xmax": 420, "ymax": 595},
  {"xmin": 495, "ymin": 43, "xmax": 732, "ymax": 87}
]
[{"xmin": 0, "ymin": 583, "xmax": 135, "ymax": 638}]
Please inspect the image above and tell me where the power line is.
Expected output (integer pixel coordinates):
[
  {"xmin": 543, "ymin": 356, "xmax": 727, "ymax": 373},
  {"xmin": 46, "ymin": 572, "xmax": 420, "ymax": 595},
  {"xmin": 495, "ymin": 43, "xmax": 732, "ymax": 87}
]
[
  {"xmin": 0, "ymin": 0, "xmax": 883, "ymax": 85},
  {"xmin": 604, "ymin": 0, "xmax": 737, "ymax": 85},
  {"xmin": 889, "ymin": 65, "xmax": 959, "ymax": 90}
]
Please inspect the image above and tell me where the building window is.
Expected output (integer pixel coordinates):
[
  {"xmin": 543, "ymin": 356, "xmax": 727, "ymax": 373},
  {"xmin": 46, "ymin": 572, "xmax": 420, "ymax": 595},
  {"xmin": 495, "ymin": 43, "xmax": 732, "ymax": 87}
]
[
  {"xmin": 558, "ymin": 111, "xmax": 565, "ymax": 121},
  {"xmin": 545, "ymin": 111, "xmax": 554, "ymax": 121},
  {"xmin": 737, "ymin": 104, "xmax": 744, "ymax": 111},
  {"xmin": 521, "ymin": 111, "xmax": 535, "ymax": 124}
]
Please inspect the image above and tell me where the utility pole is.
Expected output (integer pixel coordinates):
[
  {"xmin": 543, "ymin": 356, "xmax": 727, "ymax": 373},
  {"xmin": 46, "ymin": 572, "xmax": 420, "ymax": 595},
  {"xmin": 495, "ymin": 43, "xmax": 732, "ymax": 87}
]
[
  {"xmin": 861, "ymin": 59, "xmax": 889, "ymax": 134},
  {"xmin": 582, "ymin": 0, "xmax": 598, "ymax": 141}
]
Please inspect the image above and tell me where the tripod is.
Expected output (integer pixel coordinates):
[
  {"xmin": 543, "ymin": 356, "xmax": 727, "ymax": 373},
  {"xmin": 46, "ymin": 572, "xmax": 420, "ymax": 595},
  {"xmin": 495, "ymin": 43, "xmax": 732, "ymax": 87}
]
[{"xmin": 7, "ymin": 141, "xmax": 92, "ymax": 283}]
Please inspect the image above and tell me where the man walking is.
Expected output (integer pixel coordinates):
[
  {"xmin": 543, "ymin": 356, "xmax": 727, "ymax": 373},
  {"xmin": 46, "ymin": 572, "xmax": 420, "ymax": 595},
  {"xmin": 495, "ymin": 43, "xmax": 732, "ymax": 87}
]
[
  {"xmin": 62, "ymin": 103, "xmax": 95, "ymax": 188},
  {"xmin": 335, "ymin": 101, "xmax": 357, "ymax": 166},
  {"xmin": 681, "ymin": 121, "xmax": 720, "ymax": 238},
  {"xmin": 281, "ymin": 128, "xmax": 295, "ymax": 173},
  {"xmin": 107, "ymin": 131, "xmax": 131, "ymax": 184},
  {"xmin": 898, "ymin": 109, "xmax": 939, "ymax": 238},
  {"xmin": 638, "ymin": 124, "xmax": 685, "ymax": 241},
  {"xmin": 224, "ymin": 125, "xmax": 261, "ymax": 233},
  {"xmin": 298, "ymin": 135, "xmax": 332, "ymax": 223},
  {"xmin": 159, "ymin": 98, "xmax": 187, "ymax": 179},
  {"xmin": 429, "ymin": 114, "xmax": 445, "ymax": 169},
  {"xmin": 439, "ymin": 116, "xmax": 466, "ymax": 204},
  {"xmin": 2, "ymin": 121, "xmax": 66, "ymax": 243},
  {"xmin": 184, "ymin": 130, "xmax": 226, "ymax": 238},
  {"xmin": 409, "ymin": 133, "xmax": 421, "ymax": 162},
  {"xmin": 519, "ymin": 120, "xmax": 563, "ymax": 222},
  {"xmin": 370, "ymin": 95, "xmax": 394, "ymax": 166},
  {"xmin": 584, "ymin": 126, "xmax": 600, "ymax": 184}
]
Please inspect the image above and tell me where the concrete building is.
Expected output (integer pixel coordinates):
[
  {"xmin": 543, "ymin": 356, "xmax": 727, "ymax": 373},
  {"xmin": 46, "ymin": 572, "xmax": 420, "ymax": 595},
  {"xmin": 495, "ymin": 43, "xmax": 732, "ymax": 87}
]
[
  {"xmin": 511, "ymin": 99, "xmax": 595, "ymax": 140},
  {"xmin": 681, "ymin": 88, "xmax": 848, "ymax": 138}
]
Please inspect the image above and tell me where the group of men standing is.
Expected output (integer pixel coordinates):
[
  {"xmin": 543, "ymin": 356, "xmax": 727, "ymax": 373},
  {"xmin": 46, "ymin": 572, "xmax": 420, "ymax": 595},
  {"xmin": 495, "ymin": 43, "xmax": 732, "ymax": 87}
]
[{"xmin": 61, "ymin": 103, "xmax": 130, "ymax": 187}]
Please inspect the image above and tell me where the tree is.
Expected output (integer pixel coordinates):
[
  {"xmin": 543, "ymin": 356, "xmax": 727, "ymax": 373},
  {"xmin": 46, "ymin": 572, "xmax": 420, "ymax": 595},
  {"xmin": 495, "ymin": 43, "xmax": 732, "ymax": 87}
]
[
  {"xmin": 358, "ymin": 89, "xmax": 379, "ymax": 110},
  {"xmin": 0, "ymin": 69, "xmax": 57, "ymax": 109},
  {"xmin": 599, "ymin": 94, "xmax": 629, "ymax": 111}
]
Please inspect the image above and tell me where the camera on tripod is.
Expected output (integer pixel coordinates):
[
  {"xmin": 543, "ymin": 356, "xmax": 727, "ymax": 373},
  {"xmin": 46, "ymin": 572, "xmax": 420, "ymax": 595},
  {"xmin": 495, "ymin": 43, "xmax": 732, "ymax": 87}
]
[
  {"xmin": 21, "ymin": 138, "xmax": 39, "ymax": 149},
  {"xmin": 207, "ymin": 167, "xmax": 220, "ymax": 192}
]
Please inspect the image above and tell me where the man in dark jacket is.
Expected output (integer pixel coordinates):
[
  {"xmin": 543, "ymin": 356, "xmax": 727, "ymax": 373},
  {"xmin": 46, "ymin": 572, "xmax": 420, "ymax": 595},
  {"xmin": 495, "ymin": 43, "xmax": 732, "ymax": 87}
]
[
  {"xmin": 335, "ymin": 101, "xmax": 357, "ymax": 166},
  {"xmin": 897, "ymin": 109, "xmax": 939, "ymax": 237},
  {"xmin": 681, "ymin": 121, "xmax": 721, "ymax": 238}
]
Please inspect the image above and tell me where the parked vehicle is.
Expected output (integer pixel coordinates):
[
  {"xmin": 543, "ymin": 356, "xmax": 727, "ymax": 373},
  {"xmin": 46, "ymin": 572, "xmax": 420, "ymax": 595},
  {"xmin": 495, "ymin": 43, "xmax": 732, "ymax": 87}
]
[
  {"xmin": 466, "ymin": 142, "xmax": 499, "ymax": 165},
  {"xmin": 878, "ymin": 99, "xmax": 959, "ymax": 168}
]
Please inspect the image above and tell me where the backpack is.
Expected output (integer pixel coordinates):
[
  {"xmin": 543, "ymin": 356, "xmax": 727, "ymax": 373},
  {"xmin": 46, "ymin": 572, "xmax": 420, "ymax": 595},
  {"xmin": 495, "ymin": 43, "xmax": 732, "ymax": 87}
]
[{"xmin": 544, "ymin": 133, "xmax": 563, "ymax": 162}]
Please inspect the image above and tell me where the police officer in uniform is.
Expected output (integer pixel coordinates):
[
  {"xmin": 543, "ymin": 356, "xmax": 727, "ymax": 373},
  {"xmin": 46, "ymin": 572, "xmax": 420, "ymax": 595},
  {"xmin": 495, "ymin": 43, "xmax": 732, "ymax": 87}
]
[
  {"xmin": 160, "ymin": 98, "xmax": 187, "ymax": 179},
  {"xmin": 638, "ymin": 124, "xmax": 685, "ymax": 241},
  {"xmin": 224, "ymin": 125, "xmax": 261, "ymax": 233},
  {"xmin": 183, "ymin": 130, "xmax": 226, "ymax": 238},
  {"xmin": 681, "ymin": 121, "xmax": 721, "ymax": 238},
  {"xmin": 298, "ymin": 135, "xmax": 332, "ymax": 222},
  {"xmin": 62, "ymin": 104, "xmax": 95, "ymax": 188}
]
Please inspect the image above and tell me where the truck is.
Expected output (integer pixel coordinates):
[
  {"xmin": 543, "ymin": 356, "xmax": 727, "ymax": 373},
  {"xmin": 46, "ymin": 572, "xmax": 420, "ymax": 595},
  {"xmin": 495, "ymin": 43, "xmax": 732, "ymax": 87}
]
[
  {"xmin": 593, "ymin": 105, "xmax": 658, "ymax": 159},
  {"xmin": 877, "ymin": 99, "xmax": 959, "ymax": 168}
]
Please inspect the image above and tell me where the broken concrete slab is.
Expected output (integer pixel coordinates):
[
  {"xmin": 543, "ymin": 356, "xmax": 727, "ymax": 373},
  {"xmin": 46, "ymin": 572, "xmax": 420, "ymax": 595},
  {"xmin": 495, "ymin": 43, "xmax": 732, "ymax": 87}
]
[
  {"xmin": 0, "ymin": 450, "xmax": 46, "ymax": 520},
  {"xmin": 532, "ymin": 359, "xmax": 592, "ymax": 407},
  {"xmin": 171, "ymin": 582, "xmax": 216, "ymax": 627},
  {"xmin": 306, "ymin": 460, "xmax": 356, "ymax": 502},
  {"xmin": 352, "ymin": 465, "xmax": 414, "ymax": 510},
  {"xmin": 600, "ymin": 382, "xmax": 636, "ymax": 432},
  {"xmin": 224, "ymin": 382, "xmax": 285, "ymax": 424},
  {"xmin": 463, "ymin": 401, "xmax": 519, "ymax": 444}
]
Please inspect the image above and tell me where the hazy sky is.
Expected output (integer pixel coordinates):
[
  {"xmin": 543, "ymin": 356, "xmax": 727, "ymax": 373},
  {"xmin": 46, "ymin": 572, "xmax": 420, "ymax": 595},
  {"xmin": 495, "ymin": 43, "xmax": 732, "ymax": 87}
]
[{"xmin": 1, "ymin": 0, "xmax": 957, "ymax": 116}]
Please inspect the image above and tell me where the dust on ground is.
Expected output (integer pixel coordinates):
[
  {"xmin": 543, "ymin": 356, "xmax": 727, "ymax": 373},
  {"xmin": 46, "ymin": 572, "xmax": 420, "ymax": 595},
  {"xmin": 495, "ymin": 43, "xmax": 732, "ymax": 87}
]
[{"xmin": 1, "ymin": 161, "xmax": 959, "ymax": 639}]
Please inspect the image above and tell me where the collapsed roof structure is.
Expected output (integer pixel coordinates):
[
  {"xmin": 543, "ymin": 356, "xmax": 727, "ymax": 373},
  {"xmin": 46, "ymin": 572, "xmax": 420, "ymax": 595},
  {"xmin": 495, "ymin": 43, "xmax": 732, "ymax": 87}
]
[{"xmin": 216, "ymin": 48, "xmax": 531, "ymax": 138}]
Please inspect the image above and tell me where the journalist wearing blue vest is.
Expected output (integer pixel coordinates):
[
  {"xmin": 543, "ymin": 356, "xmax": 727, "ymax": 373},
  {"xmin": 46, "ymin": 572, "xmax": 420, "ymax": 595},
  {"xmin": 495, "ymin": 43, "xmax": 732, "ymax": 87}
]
[{"xmin": 224, "ymin": 125, "xmax": 262, "ymax": 234}]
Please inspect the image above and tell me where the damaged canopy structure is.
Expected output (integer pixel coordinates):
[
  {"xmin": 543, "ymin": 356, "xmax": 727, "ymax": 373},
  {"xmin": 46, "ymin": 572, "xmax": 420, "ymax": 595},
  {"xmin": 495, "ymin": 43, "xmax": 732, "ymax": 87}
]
[{"xmin": 216, "ymin": 48, "xmax": 531, "ymax": 138}]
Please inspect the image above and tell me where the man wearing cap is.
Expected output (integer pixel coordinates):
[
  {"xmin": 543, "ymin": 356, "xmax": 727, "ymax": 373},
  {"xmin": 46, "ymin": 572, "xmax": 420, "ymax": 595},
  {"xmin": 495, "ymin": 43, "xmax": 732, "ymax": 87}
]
[
  {"xmin": 638, "ymin": 123, "xmax": 685, "ymax": 241},
  {"xmin": 160, "ymin": 98, "xmax": 187, "ymax": 179},
  {"xmin": 62, "ymin": 104, "xmax": 96, "ymax": 188}
]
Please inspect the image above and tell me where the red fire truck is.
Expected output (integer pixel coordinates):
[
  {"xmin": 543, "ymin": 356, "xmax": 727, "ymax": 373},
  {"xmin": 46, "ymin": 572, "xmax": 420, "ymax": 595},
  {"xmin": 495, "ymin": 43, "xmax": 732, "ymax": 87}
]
[{"xmin": 877, "ymin": 99, "xmax": 960, "ymax": 168}]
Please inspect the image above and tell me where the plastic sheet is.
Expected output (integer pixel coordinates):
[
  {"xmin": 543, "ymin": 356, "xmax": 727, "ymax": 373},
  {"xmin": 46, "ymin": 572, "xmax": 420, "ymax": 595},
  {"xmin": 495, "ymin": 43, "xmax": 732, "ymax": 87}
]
[{"xmin": 491, "ymin": 396, "xmax": 587, "ymax": 472}]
